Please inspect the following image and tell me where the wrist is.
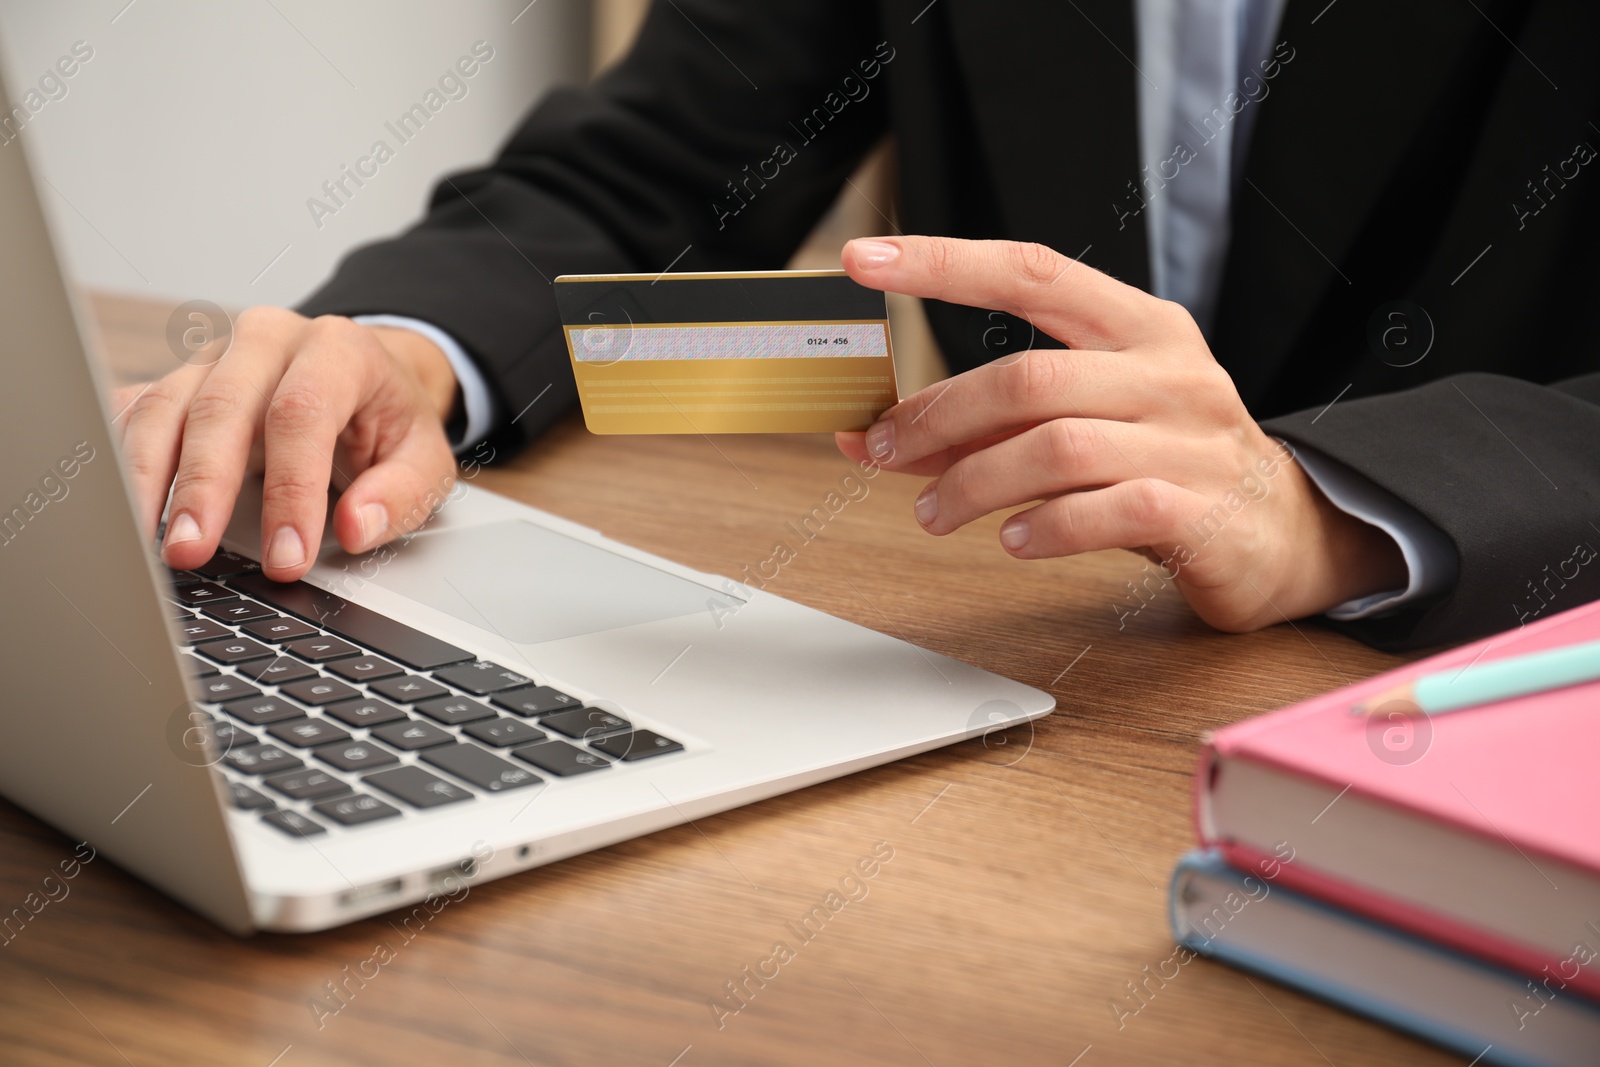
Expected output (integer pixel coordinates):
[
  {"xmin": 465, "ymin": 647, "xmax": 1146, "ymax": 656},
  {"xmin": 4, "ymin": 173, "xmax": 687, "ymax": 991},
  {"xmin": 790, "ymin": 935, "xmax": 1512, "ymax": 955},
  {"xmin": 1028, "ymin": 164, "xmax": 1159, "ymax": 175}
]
[
  {"xmin": 1293, "ymin": 460, "xmax": 1409, "ymax": 613},
  {"xmin": 368, "ymin": 324, "xmax": 460, "ymax": 425}
]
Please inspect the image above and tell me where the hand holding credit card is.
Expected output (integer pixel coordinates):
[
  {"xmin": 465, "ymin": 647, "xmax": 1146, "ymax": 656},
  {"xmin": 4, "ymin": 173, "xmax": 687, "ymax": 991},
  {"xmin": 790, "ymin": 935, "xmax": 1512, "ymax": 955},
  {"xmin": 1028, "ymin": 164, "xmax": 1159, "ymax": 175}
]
[{"xmin": 554, "ymin": 270, "xmax": 898, "ymax": 434}]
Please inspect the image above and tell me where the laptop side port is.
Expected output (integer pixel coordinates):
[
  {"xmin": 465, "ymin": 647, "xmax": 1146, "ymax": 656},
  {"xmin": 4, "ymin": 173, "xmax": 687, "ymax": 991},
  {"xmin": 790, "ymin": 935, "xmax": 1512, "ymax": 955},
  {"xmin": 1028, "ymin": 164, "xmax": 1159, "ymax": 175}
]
[
  {"xmin": 338, "ymin": 878, "xmax": 404, "ymax": 909},
  {"xmin": 428, "ymin": 858, "xmax": 477, "ymax": 892}
]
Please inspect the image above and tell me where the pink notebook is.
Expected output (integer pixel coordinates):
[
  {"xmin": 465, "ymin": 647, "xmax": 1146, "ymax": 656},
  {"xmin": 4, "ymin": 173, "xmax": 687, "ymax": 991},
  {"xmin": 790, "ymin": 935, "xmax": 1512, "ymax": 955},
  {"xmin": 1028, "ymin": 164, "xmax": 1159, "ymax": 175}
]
[{"xmin": 1195, "ymin": 600, "xmax": 1600, "ymax": 1002}]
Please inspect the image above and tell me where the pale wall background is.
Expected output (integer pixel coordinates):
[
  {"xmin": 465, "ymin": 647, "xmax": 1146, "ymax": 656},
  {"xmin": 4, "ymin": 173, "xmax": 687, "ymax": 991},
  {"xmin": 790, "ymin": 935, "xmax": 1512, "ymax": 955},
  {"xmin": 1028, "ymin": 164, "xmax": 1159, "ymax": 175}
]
[{"xmin": 0, "ymin": 0, "xmax": 589, "ymax": 310}]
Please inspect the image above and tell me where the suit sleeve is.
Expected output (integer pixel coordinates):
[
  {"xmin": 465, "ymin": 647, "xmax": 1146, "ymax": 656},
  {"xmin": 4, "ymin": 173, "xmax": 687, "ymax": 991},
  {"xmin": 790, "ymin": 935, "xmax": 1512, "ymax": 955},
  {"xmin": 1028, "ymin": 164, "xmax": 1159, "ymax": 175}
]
[
  {"xmin": 297, "ymin": 0, "xmax": 888, "ymax": 451},
  {"xmin": 1263, "ymin": 372, "xmax": 1600, "ymax": 651}
]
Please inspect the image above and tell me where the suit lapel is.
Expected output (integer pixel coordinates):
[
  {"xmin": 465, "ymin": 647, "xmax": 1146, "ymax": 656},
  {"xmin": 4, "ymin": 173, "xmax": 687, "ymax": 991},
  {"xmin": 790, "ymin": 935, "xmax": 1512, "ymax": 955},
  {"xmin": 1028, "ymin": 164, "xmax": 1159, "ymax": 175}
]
[
  {"xmin": 1211, "ymin": 0, "xmax": 1486, "ymax": 403},
  {"xmin": 946, "ymin": 0, "xmax": 1150, "ymax": 291}
]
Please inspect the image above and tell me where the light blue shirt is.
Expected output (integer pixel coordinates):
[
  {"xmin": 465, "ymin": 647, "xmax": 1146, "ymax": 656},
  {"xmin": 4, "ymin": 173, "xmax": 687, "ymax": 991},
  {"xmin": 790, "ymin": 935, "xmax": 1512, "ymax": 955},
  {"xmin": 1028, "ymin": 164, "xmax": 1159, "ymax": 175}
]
[
  {"xmin": 368, "ymin": 0, "xmax": 1457, "ymax": 621},
  {"xmin": 1135, "ymin": 0, "xmax": 1287, "ymax": 337}
]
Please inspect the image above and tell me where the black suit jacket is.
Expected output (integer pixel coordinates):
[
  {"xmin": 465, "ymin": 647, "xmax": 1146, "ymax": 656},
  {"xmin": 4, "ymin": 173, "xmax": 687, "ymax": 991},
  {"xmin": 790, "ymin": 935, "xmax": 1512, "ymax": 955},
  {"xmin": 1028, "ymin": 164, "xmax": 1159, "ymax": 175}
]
[{"xmin": 300, "ymin": 0, "xmax": 1600, "ymax": 650}]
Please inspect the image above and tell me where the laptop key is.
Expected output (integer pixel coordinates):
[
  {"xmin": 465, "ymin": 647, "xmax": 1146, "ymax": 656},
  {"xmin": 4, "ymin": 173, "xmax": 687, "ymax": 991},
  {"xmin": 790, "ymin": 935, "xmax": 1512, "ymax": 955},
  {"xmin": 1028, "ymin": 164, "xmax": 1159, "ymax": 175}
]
[
  {"xmin": 267, "ymin": 717, "xmax": 351, "ymax": 748},
  {"xmin": 539, "ymin": 707, "xmax": 631, "ymax": 740},
  {"xmin": 327, "ymin": 655, "xmax": 404, "ymax": 683},
  {"xmin": 172, "ymin": 581, "xmax": 238, "ymax": 607},
  {"xmin": 193, "ymin": 549, "xmax": 261, "ymax": 581},
  {"xmin": 371, "ymin": 675, "xmax": 450, "ymax": 704},
  {"xmin": 280, "ymin": 678, "xmax": 361, "ymax": 706},
  {"xmin": 264, "ymin": 767, "xmax": 351, "ymax": 800},
  {"xmin": 512, "ymin": 740, "xmax": 610, "ymax": 777},
  {"xmin": 241, "ymin": 616, "xmax": 319, "ymax": 642},
  {"xmin": 194, "ymin": 676, "xmax": 262, "ymax": 704},
  {"xmin": 414, "ymin": 695, "xmax": 496, "ymax": 726},
  {"xmin": 432, "ymin": 661, "xmax": 533, "ymax": 695},
  {"xmin": 178, "ymin": 654, "xmax": 218, "ymax": 678},
  {"xmin": 223, "ymin": 743, "xmax": 303, "ymax": 775},
  {"xmin": 195, "ymin": 636, "xmax": 275, "ymax": 665},
  {"xmin": 314, "ymin": 739, "xmax": 400, "ymax": 772},
  {"xmin": 177, "ymin": 618, "xmax": 233, "ymax": 645},
  {"xmin": 234, "ymin": 655, "xmax": 318, "ymax": 685},
  {"xmin": 221, "ymin": 695, "xmax": 305, "ymax": 726},
  {"xmin": 462, "ymin": 718, "xmax": 545, "ymax": 748},
  {"xmin": 324, "ymin": 698, "xmax": 408, "ymax": 728},
  {"xmin": 200, "ymin": 599, "xmax": 278, "ymax": 625},
  {"xmin": 180, "ymin": 717, "xmax": 254, "ymax": 762},
  {"xmin": 168, "ymin": 568, "xmax": 202, "ymax": 587},
  {"xmin": 284, "ymin": 636, "xmax": 361, "ymax": 663},
  {"xmin": 262, "ymin": 809, "xmax": 325, "ymax": 837},
  {"xmin": 588, "ymin": 729, "xmax": 684, "ymax": 761},
  {"xmin": 492, "ymin": 685, "xmax": 581, "ymax": 717},
  {"xmin": 206, "ymin": 719, "xmax": 258, "ymax": 750},
  {"xmin": 370, "ymin": 720, "xmax": 454, "ymax": 751},
  {"xmin": 363, "ymin": 766, "xmax": 474, "ymax": 809},
  {"xmin": 229, "ymin": 573, "xmax": 475, "ymax": 671},
  {"xmin": 421, "ymin": 743, "xmax": 541, "ymax": 792},
  {"xmin": 313, "ymin": 794, "xmax": 402, "ymax": 826},
  {"xmin": 228, "ymin": 782, "xmax": 274, "ymax": 810}
]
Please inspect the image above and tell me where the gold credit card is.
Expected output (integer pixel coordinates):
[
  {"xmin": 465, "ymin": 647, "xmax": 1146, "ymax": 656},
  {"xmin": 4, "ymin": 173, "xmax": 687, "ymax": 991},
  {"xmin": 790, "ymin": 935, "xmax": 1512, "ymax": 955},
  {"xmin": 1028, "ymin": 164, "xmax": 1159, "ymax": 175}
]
[{"xmin": 553, "ymin": 269, "xmax": 898, "ymax": 434}]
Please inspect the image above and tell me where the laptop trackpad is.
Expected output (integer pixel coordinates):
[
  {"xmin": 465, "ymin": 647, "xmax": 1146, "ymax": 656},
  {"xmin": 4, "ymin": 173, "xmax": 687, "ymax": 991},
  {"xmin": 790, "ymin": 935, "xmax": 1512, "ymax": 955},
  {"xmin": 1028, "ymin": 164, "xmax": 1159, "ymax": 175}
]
[{"xmin": 351, "ymin": 520, "xmax": 715, "ymax": 645}]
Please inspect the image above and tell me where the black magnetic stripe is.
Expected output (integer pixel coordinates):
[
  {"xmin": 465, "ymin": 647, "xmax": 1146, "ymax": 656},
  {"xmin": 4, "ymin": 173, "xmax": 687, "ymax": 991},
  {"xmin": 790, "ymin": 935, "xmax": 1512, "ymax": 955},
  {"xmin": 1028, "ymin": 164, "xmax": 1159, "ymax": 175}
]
[{"xmin": 553, "ymin": 275, "xmax": 886, "ymax": 326}]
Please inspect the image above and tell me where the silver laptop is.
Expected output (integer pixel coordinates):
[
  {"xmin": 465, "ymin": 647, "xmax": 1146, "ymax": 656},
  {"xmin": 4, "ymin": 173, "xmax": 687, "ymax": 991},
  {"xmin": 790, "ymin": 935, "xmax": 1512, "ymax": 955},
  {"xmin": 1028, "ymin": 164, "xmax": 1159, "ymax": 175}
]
[{"xmin": 0, "ymin": 69, "xmax": 1054, "ymax": 934}]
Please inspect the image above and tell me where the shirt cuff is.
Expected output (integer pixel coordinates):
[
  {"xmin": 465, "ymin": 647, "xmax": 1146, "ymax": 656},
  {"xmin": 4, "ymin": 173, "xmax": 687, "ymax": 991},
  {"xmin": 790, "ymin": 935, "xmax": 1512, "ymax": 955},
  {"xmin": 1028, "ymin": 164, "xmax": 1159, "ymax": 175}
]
[
  {"xmin": 353, "ymin": 314, "xmax": 495, "ymax": 453},
  {"xmin": 1289, "ymin": 442, "xmax": 1459, "ymax": 620}
]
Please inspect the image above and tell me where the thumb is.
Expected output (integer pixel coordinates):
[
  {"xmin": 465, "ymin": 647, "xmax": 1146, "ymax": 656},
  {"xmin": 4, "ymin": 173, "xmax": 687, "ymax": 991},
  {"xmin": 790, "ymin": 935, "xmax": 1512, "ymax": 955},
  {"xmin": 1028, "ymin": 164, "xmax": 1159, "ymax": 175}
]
[{"xmin": 331, "ymin": 419, "xmax": 457, "ymax": 555}]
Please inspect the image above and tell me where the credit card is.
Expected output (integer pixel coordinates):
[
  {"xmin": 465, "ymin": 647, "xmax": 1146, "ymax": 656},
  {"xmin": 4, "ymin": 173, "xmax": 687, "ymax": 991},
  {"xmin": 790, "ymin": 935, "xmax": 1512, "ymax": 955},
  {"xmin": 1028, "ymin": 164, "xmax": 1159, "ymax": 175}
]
[{"xmin": 553, "ymin": 270, "xmax": 898, "ymax": 434}]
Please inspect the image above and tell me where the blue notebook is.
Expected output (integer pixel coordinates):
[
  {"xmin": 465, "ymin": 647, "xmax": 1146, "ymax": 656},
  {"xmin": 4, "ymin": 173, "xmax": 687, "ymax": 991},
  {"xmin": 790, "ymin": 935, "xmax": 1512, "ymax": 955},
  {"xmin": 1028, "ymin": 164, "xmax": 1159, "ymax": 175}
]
[{"xmin": 1170, "ymin": 850, "xmax": 1600, "ymax": 1067}]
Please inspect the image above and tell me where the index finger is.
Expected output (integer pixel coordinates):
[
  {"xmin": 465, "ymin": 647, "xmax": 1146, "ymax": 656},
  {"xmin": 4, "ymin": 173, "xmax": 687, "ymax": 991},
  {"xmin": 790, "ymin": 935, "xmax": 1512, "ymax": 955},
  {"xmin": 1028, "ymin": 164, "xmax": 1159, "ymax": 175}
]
[
  {"xmin": 841, "ymin": 236, "xmax": 1162, "ymax": 351},
  {"xmin": 256, "ymin": 321, "xmax": 374, "ymax": 579}
]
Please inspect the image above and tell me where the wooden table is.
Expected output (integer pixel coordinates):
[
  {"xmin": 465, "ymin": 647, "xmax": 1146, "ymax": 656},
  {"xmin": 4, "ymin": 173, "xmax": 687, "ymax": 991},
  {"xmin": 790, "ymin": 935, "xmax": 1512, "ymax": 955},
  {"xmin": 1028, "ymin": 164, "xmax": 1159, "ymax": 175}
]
[{"xmin": 0, "ymin": 297, "xmax": 1453, "ymax": 1066}]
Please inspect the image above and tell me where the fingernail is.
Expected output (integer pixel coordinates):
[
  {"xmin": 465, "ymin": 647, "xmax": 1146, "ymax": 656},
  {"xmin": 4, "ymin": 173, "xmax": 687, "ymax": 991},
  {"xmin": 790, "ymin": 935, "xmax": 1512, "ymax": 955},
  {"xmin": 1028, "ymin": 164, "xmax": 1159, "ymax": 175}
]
[
  {"xmin": 866, "ymin": 420, "xmax": 895, "ymax": 459},
  {"xmin": 165, "ymin": 512, "xmax": 202, "ymax": 547},
  {"xmin": 914, "ymin": 487, "xmax": 938, "ymax": 526},
  {"xmin": 853, "ymin": 240, "xmax": 901, "ymax": 269},
  {"xmin": 1000, "ymin": 518, "xmax": 1031, "ymax": 551},
  {"xmin": 266, "ymin": 526, "xmax": 305, "ymax": 571},
  {"xmin": 358, "ymin": 502, "xmax": 389, "ymax": 550}
]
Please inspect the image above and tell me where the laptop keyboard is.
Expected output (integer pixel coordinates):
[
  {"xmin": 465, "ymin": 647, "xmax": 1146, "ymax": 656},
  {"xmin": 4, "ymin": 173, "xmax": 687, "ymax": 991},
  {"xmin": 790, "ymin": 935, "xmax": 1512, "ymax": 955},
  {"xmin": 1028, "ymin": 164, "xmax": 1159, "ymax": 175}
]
[{"xmin": 168, "ymin": 549, "xmax": 684, "ymax": 839}]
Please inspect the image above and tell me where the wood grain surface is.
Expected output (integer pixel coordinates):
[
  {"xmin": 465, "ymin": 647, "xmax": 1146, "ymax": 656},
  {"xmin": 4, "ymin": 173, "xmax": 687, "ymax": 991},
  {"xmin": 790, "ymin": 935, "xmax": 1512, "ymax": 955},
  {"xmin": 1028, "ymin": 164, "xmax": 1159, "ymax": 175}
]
[{"xmin": 0, "ymin": 296, "xmax": 1455, "ymax": 1066}]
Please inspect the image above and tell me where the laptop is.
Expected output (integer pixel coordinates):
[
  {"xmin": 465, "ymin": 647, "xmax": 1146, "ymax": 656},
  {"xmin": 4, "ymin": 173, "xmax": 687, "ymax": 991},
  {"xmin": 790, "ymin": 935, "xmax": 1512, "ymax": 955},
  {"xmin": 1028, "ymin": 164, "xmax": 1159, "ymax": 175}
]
[{"xmin": 0, "ymin": 65, "xmax": 1054, "ymax": 934}]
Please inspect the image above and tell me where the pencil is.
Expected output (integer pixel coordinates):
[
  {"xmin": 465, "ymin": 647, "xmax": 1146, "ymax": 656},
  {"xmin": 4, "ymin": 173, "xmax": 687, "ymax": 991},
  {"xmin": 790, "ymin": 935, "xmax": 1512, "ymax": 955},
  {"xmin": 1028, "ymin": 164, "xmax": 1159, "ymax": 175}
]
[{"xmin": 1351, "ymin": 637, "xmax": 1600, "ymax": 716}]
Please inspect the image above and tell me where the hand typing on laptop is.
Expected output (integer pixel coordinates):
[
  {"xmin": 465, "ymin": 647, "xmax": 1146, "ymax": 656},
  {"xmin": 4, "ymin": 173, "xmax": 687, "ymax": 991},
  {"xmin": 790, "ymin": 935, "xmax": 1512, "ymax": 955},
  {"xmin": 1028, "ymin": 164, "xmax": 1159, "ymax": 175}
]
[
  {"xmin": 833, "ymin": 235, "xmax": 1408, "ymax": 633},
  {"xmin": 109, "ymin": 308, "xmax": 461, "ymax": 582}
]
